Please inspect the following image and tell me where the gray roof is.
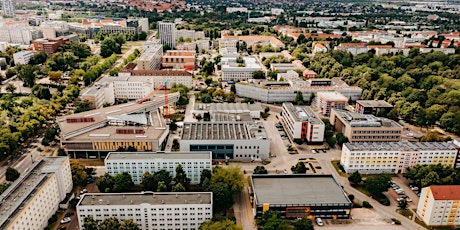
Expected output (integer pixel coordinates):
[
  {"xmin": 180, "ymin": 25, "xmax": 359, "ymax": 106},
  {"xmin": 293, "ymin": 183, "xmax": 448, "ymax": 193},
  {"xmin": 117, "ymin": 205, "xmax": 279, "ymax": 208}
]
[
  {"xmin": 78, "ymin": 192, "xmax": 212, "ymax": 206},
  {"xmin": 357, "ymin": 100, "xmax": 393, "ymax": 108},
  {"xmin": 251, "ymin": 175, "xmax": 350, "ymax": 205},
  {"xmin": 344, "ymin": 141, "xmax": 458, "ymax": 152},
  {"xmin": 282, "ymin": 103, "xmax": 323, "ymax": 125},
  {"xmin": 105, "ymin": 151, "xmax": 212, "ymax": 161},
  {"xmin": 181, "ymin": 122, "xmax": 267, "ymax": 140},
  {"xmin": 332, "ymin": 109, "xmax": 402, "ymax": 128}
]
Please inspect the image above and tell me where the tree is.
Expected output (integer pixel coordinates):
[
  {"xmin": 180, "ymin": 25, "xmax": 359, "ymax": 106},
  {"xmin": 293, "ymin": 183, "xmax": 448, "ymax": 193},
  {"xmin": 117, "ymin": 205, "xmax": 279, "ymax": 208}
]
[
  {"xmin": 140, "ymin": 171, "xmax": 156, "ymax": 191},
  {"xmin": 71, "ymin": 162, "xmax": 88, "ymax": 187},
  {"xmin": 200, "ymin": 169, "xmax": 212, "ymax": 188},
  {"xmin": 327, "ymin": 136, "xmax": 337, "ymax": 148},
  {"xmin": 398, "ymin": 199, "xmax": 408, "ymax": 210},
  {"xmin": 75, "ymin": 100, "xmax": 92, "ymax": 113},
  {"xmin": 172, "ymin": 182, "xmax": 186, "ymax": 192},
  {"xmin": 174, "ymin": 164, "xmax": 191, "ymax": 190},
  {"xmin": 291, "ymin": 162, "xmax": 307, "ymax": 174},
  {"xmin": 82, "ymin": 216, "xmax": 99, "ymax": 230},
  {"xmin": 6, "ymin": 167, "xmax": 20, "ymax": 181},
  {"xmin": 206, "ymin": 182, "xmax": 233, "ymax": 213},
  {"xmin": 252, "ymin": 70, "xmax": 265, "ymax": 79},
  {"xmin": 199, "ymin": 219, "xmax": 242, "ymax": 230},
  {"xmin": 120, "ymin": 219, "xmax": 140, "ymax": 230},
  {"xmin": 336, "ymin": 132, "xmax": 349, "ymax": 147},
  {"xmin": 348, "ymin": 171, "xmax": 362, "ymax": 185},
  {"xmin": 210, "ymin": 166, "xmax": 245, "ymax": 195},
  {"xmin": 113, "ymin": 172, "xmax": 134, "ymax": 192},
  {"xmin": 95, "ymin": 173, "xmax": 114, "ymax": 192},
  {"xmin": 294, "ymin": 217, "xmax": 314, "ymax": 230},
  {"xmin": 422, "ymin": 171, "xmax": 441, "ymax": 187},
  {"xmin": 139, "ymin": 31, "xmax": 147, "ymax": 40},
  {"xmin": 29, "ymin": 51, "xmax": 47, "ymax": 65},
  {"xmin": 31, "ymin": 85, "xmax": 51, "ymax": 100},
  {"xmin": 294, "ymin": 91, "xmax": 304, "ymax": 105},
  {"xmin": 5, "ymin": 83, "xmax": 16, "ymax": 94},
  {"xmin": 157, "ymin": 181, "xmax": 168, "ymax": 192},
  {"xmin": 17, "ymin": 64, "xmax": 36, "ymax": 87},
  {"xmin": 101, "ymin": 37, "xmax": 121, "ymax": 57},
  {"xmin": 48, "ymin": 71, "xmax": 63, "ymax": 85},
  {"xmin": 253, "ymin": 166, "xmax": 268, "ymax": 174},
  {"xmin": 99, "ymin": 217, "xmax": 121, "ymax": 230},
  {"xmin": 258, "ymin": 210, "xmax": 294, "ymax": 230},
  {"xmin": 230, "ymin": 84, "xmax": 236, "ymax": 93},
  {"xmin": 364, "ymin": 174, "xmax": 391, "ymax": 197},
  {"xmin": 154, "ymin": 169, "xmax": 173, "ymax": 188}
]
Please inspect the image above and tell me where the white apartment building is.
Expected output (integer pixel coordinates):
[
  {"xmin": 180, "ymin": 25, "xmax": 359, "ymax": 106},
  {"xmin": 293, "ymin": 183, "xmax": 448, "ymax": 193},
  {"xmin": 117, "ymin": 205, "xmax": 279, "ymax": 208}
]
[
  {"xmin": 281, "ymin": 103, "xmax": 325, "ymax": 143},
  {"xmin": 226, "ymin": 7, "xmax": 248, "ymax": 13},
  {"xmin": 221, "ymin": 57, "xmax": 262, "ymax": 81},
  {"xmin": 316, "ymin": 91, "xmax": 348, "ymax": 116},
  {"xmin": 2, "ymin": 0, "xmax": 15, "ymax": 17},
  {"xmin": 138, "ymin": 45, "xmax": 163, "ymax": 70},
  {"xmin": 0, "ymin": 157, "xmax": 73, "ymax": 230},
  {"xmin": 219, "ymin": 38, "xmax": 239, "ymax": 49},
  {"xmin": 77, "ymin": 192, "xmax": 212, "ymax": 230},
  {"xmin": 181, "ymin": 122, "xmax": 270, "ymax": 161},
  {"xmin": 341, "ymin": 142, "xmax": 459, "ymax": 174},
  {"xmin": 0, "ymin": 27, "xmax": 41, "ymax": 45},
  {"xmin": 417, "ymin": 185, "xmax": 460, "ymax": 227},
  {"xmin": 176, "ymin": 29, "xmax": 205, "ymax": 41},
  {"xmin": 13, "ymin": 50, "xmax": 34, "ymax": 65},
  {"xmin": 104, "ymin": 152, "xmax": 212, "ymax": 185},
  {"xmin": 158, "ymin": 21, "xmax": 176, "ymax": 49}
]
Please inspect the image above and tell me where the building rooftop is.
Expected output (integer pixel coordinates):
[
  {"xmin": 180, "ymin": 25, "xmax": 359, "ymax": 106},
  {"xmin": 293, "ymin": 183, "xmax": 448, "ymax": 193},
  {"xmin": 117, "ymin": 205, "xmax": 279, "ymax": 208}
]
[
  {"xmin": 317, "ymin": 91, "xmax": 348, "ymax": 102},
  {"xmin": 105, "ymin": 151, "xmax": 212, "ymax": 161},
  {"xmin": 0, "ymin": 157, "xmax": 67, "ymax": 228},
  {"xmin": 78, "ymin": 192, "xmax": 212, "ymax": 206},
  {"xmin": 356, "ymin": 100, "xmax": 393, "ymax": 108},
  {"xmin": 344, "ymin": 141, "xmax": 458, "ymax": 152},
  {"xmin": 194, "ymin": 103, "xmax": 263, "ymax": 114},
  {"xmin": 429, "ymin": 185, "xmax": 460, "ymax": 200},
  {"xmin": 283, "ymin": 103, "xmax": 323, "ymax": 125},
  {"xmin": 138, "ymin": 45, "xmax": 163, "ymax": 61},
  {"xmin": 222, "ymin": 57, "xmax": 261, "ymax": 70},
  {"xmin": 182, "ymin": 122, "xmax": 268, "ymax": 141},
  {"xmin": 251, "ymin": 175, "xmax": 350, "ymax": 205},
  {"xmin": 332, "ymin": 109, "xmax": 402, "ymax": 128}
]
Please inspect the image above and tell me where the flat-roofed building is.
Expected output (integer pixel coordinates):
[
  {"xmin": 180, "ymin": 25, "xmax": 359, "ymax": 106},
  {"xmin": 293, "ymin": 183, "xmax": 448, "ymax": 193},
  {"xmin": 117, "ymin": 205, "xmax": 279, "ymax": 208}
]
[
  {"xmin": 341, "ymin": 142, "xmax": 458, "ymax": 174},
  {"xmin": 77, "ymin": 192, "xmax": 212, "ymax": 230},
  {"xmin": 355, "ymin": 100, "xmax": 393, "ymax": 116},
  {"xmin": 316, "ymin": 91, "xmax": 348, "ymax": 116},
  {"xmin": 162, "ymin": 50, "xmax": 195, "ymax": 70},
  {"xmin": 329, "ymin": 109, "xmax": 403, "ymax": 142},
  {"xmin": 13, "ymin": 50, "xmax": 34, "ymax": 65},
  {"xmin": 105, "ymin": 152, "xmax": 212, "ymax": 184},
  {"xmin": 0, "ymin": 157, "xmax": 73, "ymax": 230},
  {"xmin": 194, "ymin": 103, "xmax": 263, "ymax": 121},
  {"xmin": 57, "ymin": 97, "xmax": 179, "ymax": 159},
  {"xmin": 251, "ymin": 175, "xmax": 352, "ymax": 219},
  {"xmin": 221, "ymin": 57, "xmax": 262, "ymax": 81},
  {"xmin": 417, "ymin": 185, "xmax": 460, "ymax": 227},
  {"xmin": 281, "ymin": 103, "xmax": 324, "ymax": 143},
  {"xmin": 158, "ymin": 21, "xmax": 176, "ymax": 49},
  {"xmin": 180, "ymin": 122, "xmax": 270, "ymax": 161},
  {"xmin": 138, "ymin": 45, "xmax": 163, "ymax": 70},
  {"xmin": 270, "ymin": 63, "xmax": 299, "ymax": 73}
]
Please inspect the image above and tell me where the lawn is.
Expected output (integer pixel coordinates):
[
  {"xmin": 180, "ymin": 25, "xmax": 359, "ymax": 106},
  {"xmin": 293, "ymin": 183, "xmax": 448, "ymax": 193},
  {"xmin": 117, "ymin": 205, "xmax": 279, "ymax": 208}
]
[
  {"xmin": 397, "ymin": 209, "xmax": 413, "ymax": 219},
  {"xmin": 71, "ymin": 159, "xmax": 105, "ymax": 166},
  {"xmin": 331, "ymin": 160, "xmax": 347, "ymax": 177}
]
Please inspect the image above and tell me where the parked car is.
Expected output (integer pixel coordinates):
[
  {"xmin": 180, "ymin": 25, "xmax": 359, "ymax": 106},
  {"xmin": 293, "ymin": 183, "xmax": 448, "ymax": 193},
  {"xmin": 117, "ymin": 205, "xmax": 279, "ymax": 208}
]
[
  {"xmin": 60, "ymin": 217, "xmax": 71, "ymax": 224},
  {"xmin": 396, "ymin": 189, "xmax": 405, "ymax": 195},
  {"xmin": 283, "ymin": 169, "xmax": 288, "ymax": 174},
  {"xmin": 316, "ymin": 218, "xmax": 324, "ymax": 226},
  {"xmin": 65, "ymin": 212, "xmax": 74, "ymax": 217}
]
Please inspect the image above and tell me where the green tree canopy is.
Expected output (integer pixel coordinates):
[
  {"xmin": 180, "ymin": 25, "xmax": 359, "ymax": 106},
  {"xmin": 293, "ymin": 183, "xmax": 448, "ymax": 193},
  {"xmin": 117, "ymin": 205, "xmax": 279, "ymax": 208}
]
[
  {"xmin": 6, "ymin": 167, "xmax": 20, "ymax": 181},
  {"xmin": 254, "ymin": 166, "xmax": 268, "ymax": 174},
  {"xmin": 97, "ymin": 173, "xmax": 115, "ymax": 193},
  {"xmin": 113, "ymin": 172, "xmax": 134, "ymax": 192},
  {"xmin": 364, "ymin": 174, "xmax": 391, "ymax": 197},
  {"xmin": 199, "ymin": 219, "xmax": 242, "ymax": 230}
]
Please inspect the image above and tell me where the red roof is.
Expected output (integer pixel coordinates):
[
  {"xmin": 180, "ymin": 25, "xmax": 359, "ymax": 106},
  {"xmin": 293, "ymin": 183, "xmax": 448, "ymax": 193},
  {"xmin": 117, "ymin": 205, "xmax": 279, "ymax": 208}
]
[{"xmin": 430, "ymin": 185, "xmax": 460, "ymax": 200}]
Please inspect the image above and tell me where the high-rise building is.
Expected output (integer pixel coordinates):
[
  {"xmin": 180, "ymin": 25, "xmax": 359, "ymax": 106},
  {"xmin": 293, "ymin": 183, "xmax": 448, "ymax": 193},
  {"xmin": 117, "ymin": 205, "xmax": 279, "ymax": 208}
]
[
  {"xmin": 2, "ymin": 0, "xmax": 15, "ymax": 17},
  {"xmin": 417, "ymin": 185, "xmax": 460, "ymax": 227},
  {"xmin": 158, "ymin": 21, "xmax": 176, "ymax": 49}
]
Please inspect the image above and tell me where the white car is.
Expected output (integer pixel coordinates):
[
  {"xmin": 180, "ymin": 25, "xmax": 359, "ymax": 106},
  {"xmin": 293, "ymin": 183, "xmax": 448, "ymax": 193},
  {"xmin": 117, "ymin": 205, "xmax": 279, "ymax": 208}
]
[
  {"xmin": 283, "ymin": 169, "xmax": 288, "ymax": 174},
  {"xmin": 60, "ymin": 217, "xmax": 71, "ymax": 224},
  {"xmin": 316, "ymin": 218, "xmax": 324, "ymax": 226}
]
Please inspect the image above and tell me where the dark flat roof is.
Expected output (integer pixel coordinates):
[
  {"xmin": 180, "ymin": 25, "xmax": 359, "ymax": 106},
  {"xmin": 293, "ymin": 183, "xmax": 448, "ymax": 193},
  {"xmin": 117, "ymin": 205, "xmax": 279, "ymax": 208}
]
[{"xmin": 251, "ymin": 175, "xmax": 350, "ymax": 205}]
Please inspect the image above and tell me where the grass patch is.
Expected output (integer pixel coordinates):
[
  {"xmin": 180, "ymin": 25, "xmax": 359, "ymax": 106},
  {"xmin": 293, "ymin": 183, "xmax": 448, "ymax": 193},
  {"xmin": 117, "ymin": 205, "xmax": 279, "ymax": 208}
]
[
  {"xmin": 331, "ymin": 160, "xmax": 347, "ymax": 177},
  {"xmin": 353, "ymin": 184, "xmax": 371, "ymax": 196},
  {"xmin": 71, "ymin": 159, "xmax": 104, "ymax": 167},
  {"xmin": 415, "ymin": 217, "xmax": 429, "ymax": 229},
  {"xmin": 397, "ymin": 209, "xmax": 413, "ymax": 219}
]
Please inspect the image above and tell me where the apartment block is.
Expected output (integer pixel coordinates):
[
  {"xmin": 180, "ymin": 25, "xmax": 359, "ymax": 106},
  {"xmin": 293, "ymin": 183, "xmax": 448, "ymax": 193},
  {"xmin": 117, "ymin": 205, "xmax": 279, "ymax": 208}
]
[
  {"xmin": 105, "ymin": 152, "xmax": 212, "ymax": 185},
  {"xmin": 138, "ymin": 45, "xmax": 163, "ymax": 70},
  {"xmin": 162, "ymin": 50, "xmax": 196, "ymax": 70},
  {"xmin": 221, "ymin": 57, "xmax": 262, "ymax": 81},
  {"xmin": 341, "ymin": 142, "xmax": 458, "ymax": 174},
  {"xmin": 158, "ymin": 21, "xmax": 176, "ymax": 49},
  {"xmin": 355, "ymin": 100, "xmax": 393, "ymax": 115},
  {"xmin": 281, "ymin": 103, "xmax": 325, "ymax": 143},
  {"xmin": 316, "ymin": 91, "xmax": 348, "ymax": 116},
  {"xmin": 0, "ymin": 157, "xmax": 73, "ymax": 230},
  {"xmin": 13, "ymin": 50, "xmax": 34, "ymax": 65},
  {"xmin": 0, "ymin": 27, "xmax": 42, "ymax": 45},
  {"xmin": 329, "ymin": 109, "xmax": 403, "ymax": 142},
  {"xmin": 77, "ymin": 192, "xmax": 212, "ymax": 230},
  {"xmin": 417, "ymin": 185, "xmax": 460, "ymax": 227}
]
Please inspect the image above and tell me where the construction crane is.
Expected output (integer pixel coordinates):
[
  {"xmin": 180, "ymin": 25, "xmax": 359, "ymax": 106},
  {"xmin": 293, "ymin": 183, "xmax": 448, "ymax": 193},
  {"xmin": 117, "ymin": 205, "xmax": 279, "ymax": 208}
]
[{"xmin": 137, "ymin": 80, "xmax": 170, "ymax": 120}]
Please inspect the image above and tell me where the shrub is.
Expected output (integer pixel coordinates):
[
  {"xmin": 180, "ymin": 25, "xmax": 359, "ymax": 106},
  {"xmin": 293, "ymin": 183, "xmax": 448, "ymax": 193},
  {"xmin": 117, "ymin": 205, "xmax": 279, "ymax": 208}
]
[
  {"xmin": 391, "ymin": 218, "xmax": 401, "ymax": 225},
  {"xmin": 380, "ymin": 197, "xmax": 390, "ymax": 206},
  {"xmin": 48, "ymin": 214, "xmax": 57, "ymax": 224},
  {"xmin": 363, "ymin": 201, "xmax": 372, "ymax": 208}
]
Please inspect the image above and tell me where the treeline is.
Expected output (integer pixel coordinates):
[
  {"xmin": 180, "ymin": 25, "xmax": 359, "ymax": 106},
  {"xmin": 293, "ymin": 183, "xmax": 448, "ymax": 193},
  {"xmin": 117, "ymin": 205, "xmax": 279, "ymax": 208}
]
[{"xmin": 83, "ymin": 54, "xmax": 117, "ymax": 86}]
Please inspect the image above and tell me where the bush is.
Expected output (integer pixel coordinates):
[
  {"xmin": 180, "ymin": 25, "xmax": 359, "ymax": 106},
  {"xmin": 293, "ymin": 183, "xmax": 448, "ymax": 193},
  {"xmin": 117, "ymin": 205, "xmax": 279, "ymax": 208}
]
[
  {"xmin": 362, "ymin": 201, "xmax": 372, "ymax": 208},
  {"xmin": 48, "ymin": 214, "xmax": 57, "ymax": 224},
  {"xmin": 380, "ymin": 197, "xmax": 390, "ymax": 206},
  {"xmin": 392, "ymin": 218, "xmax": 401, "ymax": 225}
]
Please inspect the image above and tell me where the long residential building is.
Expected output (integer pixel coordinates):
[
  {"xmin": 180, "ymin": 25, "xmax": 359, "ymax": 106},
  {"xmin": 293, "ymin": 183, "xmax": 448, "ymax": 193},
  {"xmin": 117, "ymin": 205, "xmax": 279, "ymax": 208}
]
[
  {"xmin": 330, "ymin": 109, "xmax": 403, "ymax": 142},
  {"xmin": 0, "ymin": 157, "xmax": 73, "ymax": 230},
  {"xmin": 221, "ymin": 57, "xmax": 262, "ymax": 81},
  {"xmin": 235, "ymin": 78, "xmax": 362, "ymax": 103},
  {"xmin": 138, "ymin": 45, "xmax": 163, "ymax": 70},
  {"xmin": 0, "ymin": 27, "xmax": 42, "ymax": 45},
  {"xmin": 281, "ymin": 103, "xmax": 324, "ymax": 143},
  {"xmin": 77, "ymin": 192, "xmax": 212, "ymax": 230},
  {"xmin": 341, "ymin": 142, "xmax": 459, "ymax": 174},
  {"xmin": 180, "ymin": 122, "xmax": 270, "ymax": 161},
  {"xmin": 417, "ymin": 185, "xmax": 460, "ymax": 227},
  {"xmin": 57, "ymin": 97, "xmax": 178, "ymax": 159},
  {"xmin": 105, "ymin": 152, "xmax": 212, "ymax": 185},
  {"xmin": 162, "ymin": 50, "xmax": 196, "ymax": 70}
]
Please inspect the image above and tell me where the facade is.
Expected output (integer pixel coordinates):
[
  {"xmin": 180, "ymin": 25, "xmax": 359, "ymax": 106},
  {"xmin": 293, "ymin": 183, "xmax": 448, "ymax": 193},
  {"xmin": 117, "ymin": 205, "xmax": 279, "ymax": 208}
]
[
  {"xmin": 221, "ymin": 57, "xmax": 262, "ymax": 81},
  {"xmin": 138, "ymin": 45, "xmax": 163, "ymax": 70},
  {"xmin": 355, "ymin": 100, "xmax": 393, "ymax": 115},
  {"xmin": 13, "ymin": 50, "xmax": 34, "ymax": 65},
  {"xmin": 341, "ymin": 142, "xmax": 458, "ymax": 174},
  {"xmin": 329, "ymin": 109, "xmax": 403, "ymax": 142},
  {"xmin": 105, "ymin": 152, "xmax": 212, "ymax": 185},
  {"xmin": 316, "ymin": 91, "xmax": 348, "ymax": 116},
  {"xmin": 158, "ymin": 21, "xmax": 176, "ymax": 49},
  {"xmin": 194, "ymin": 103, "xmax": 263, "ymax": 120},
  {"xmin": 251, "ymin": 175, "xmax": 352, "ymax": 219},
  {"xmin": 417, "ymin": 185, "xmax": 460, "ymax": 227},
  {"xmin": 218, "ymin": 38, "xmax": 238, "ymax": 49},
  {"xmin": 235, "ymin": 78, "xmax": 362, "ymax": 103},
  {"xmin": 180, "ymin": 122, "xmax": 270, "ymax": 161},
  {"xmin": 303, "ymin": 69, "xmax": 317, "ymax": 79},
  {"xmin": 77, "ymin": 192, "xmax": 212, "ymax": 230},
  {"xmin": 162, "ymin": 50, "xmax": 196, "ymax": 70},
  {"xmin": 0, "ymin": 157, "xmax": 73, "ymax": 230},
  {"xmin": 57, "ymin": 97, "xmax": 179, "ymax": 159},
  {"xmin": 281, "ymin": 103, "xmax": 325, "ymax": 143},
  {"xmin": 33, "ymin": 34, "xmax": 78, "ymax": 54},
  {"xmin": 2, "ymin": 0, "xmax": 15, "ymax": 17},
  {"xmin": 0, "ymin": 27, "xmax": 42, "ymax": 45}
]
